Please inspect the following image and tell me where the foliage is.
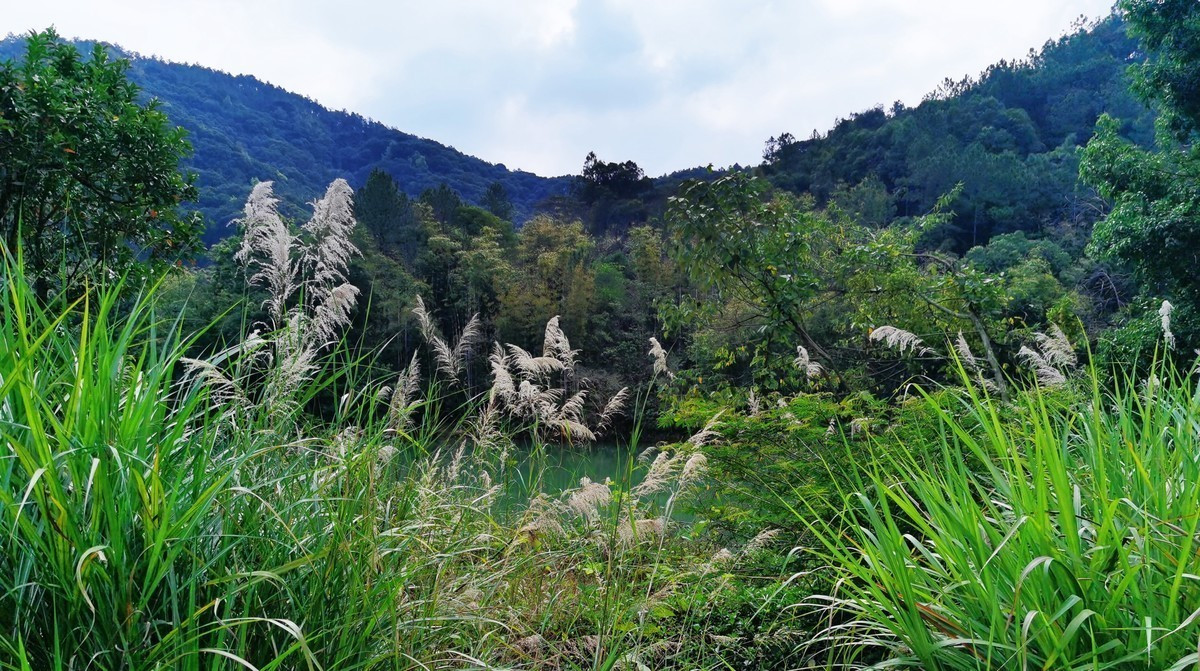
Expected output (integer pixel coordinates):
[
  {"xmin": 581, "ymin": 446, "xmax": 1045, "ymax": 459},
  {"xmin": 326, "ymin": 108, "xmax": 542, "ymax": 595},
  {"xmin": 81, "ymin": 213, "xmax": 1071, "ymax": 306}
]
[
  {"xmin": 0, "ymin": 28, "xmax": 201, "ymax": 297},
  {"xmin": 0, "ymin": 34, "xmax": 572, "ymax": 244},
  {"xmin": 1082, "ymin": 0, "xmax": 1200, "ymax": 351},
  {"xmin": 1123, "ymin": 0, "xmax": 1200, "ymax": 138},
  {"xmin": 1083, "ymin": 115, "xmax": 1200, "ymax": 310},
  {"xmin": 795, "ymin": 363, "xmax": 1200, "ymax": 669},
  {"xmin": 760, "ymin": 15, "xmax": 1151, "ymax": 253},
  {"xmin": 0, "ymin": 251, "xmax": 777, "ymax": 670}
]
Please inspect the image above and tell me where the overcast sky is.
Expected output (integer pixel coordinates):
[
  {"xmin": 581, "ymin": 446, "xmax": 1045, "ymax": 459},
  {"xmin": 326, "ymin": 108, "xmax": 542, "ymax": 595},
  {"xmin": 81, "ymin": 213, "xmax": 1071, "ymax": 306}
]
[{"xmin": 3, "ymin": 1, "xmax": 1116, "ymax": 177}]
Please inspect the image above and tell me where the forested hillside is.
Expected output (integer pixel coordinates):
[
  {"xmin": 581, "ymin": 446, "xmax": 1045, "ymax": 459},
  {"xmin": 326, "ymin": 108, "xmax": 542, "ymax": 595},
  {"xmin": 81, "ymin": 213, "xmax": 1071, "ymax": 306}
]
[
  {"xmin": 762, "ymin": 15, "xmax": 1153, "ymax": 251},
  {"xmin": 0, "ymin": 37, "xmax": 573, "ymax": 243}
]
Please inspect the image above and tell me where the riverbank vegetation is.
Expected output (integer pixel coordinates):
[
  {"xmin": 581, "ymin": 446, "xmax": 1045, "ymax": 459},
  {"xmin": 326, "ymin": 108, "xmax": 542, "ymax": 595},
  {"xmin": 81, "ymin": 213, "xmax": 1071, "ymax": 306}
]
[{"xmin": 4, "ymin": 1, "xmax": 1200, "ymax": 668}]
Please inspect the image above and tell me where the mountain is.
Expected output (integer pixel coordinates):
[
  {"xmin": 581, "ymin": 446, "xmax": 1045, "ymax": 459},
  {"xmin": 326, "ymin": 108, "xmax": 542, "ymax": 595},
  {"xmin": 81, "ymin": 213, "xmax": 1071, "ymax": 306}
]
[
  {"xmin": 760, "ymin": 14, "xmax": 1155, "ymax": 252},
  {"xmin": 0, "ymin": 15, "xmax": 1156, "ymax": 252},
  {"xmin": 0, "ymin": 37, "xmax": 573, "ymax": 244}
]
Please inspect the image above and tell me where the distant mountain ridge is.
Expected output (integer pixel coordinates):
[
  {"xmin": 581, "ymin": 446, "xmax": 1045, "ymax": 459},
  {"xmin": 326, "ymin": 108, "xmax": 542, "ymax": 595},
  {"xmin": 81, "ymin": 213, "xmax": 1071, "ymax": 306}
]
[{"xmin": 0, "ymin": 36, "xmax": 573, "ymax": 244}]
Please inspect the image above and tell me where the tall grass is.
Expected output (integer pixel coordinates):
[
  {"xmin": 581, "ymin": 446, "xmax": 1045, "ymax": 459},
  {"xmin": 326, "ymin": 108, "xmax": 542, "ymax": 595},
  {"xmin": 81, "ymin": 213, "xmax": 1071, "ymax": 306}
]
[
  {"xmin": 796, "ymin": 362, "xmax": 1200, "ymax": 669},
  {"xmin": 0, "ymin": 260, "xmax": 735, "ymax": 670}
]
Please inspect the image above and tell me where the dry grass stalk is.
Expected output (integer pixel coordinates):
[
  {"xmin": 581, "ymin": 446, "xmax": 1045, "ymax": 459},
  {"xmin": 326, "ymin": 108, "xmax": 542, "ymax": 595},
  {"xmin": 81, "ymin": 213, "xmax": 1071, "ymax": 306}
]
[
  {"xmin": 567, "ymin": 477, "xmax": 612, "ymax": 521},
  {"xmin": 411, "ymin": 296, "xmax": 481, "ymax": 382},
  {"xmin": 953, "ymin": 331, "xmax": 979, "ymax": 373}
]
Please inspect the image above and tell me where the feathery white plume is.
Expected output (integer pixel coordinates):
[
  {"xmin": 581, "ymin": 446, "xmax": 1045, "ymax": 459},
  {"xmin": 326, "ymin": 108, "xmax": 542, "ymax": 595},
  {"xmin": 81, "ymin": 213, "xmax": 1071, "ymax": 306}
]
[
  {"xmin": 488, "ymin": 342, "xmax": 517, "ymax": 404},
  {"xmin": 953, "ymin": 332, "xmax": 980, "ymax": 373},
  {"xmin": 632, "ymin": 451, "xmax": 681, "ymax": 497},
  {"xmin": 597, "ymin": 386, "xmax": 630, "ymax": 433},
  {"xmin": 543, "ymin": 316, "xmax": 579, "ymax": 372},
  {"xmin": 849, "ymin": 417, "xmax": 872, "ymax": 438},
  {"xmin": 302, "ymin": 178, "xmax": 359, "ymax": 302},
  {"xmin": 679, "ymin": 452, "xmax": 708, "ymax": 489},
  {"xmin": 411, "ymin": 296, "xmax": 481, "ymax": 382},
  {"xmin": 869, "ymin": 325, "xmax": 936, "ymax": 357},
  {"xmin": 388, "ymin": 352, "xmax": 422, "ymax": 433},
  {"xmin": 1019, "ymin": 345, "xmax": 1067, "ymax": 386},
  {"xmin": 793, "ymin": 345, "xmax": 824, "ymax": 379},
  {"xmin": 688, "ymin": 411, "xmax": 724, "ymax": 449},
  {"xmin": 743, "ymin": 528, "xmax": 781, "ymax": 555},
  {"xmin": 233, "ymin": 181, "xmax": 297, "ymax": 324},
  {"xmin": 1160, "ymin": 300, "xmax": 1176, "ymax": 350},
  {"xmin": 648, "ymin": 337, "xmax": 674, "ymax": 380},
  {"xmin": 506, "ymin": 343, "xmax": 564, "ymax": 376},
  {"xmin": 567, "ymin": 477, "xmax": 612, "ymax": 521},
  {"xmin": 1033, "ymin": 324, "xmax": 1076, "ymax": 369}
]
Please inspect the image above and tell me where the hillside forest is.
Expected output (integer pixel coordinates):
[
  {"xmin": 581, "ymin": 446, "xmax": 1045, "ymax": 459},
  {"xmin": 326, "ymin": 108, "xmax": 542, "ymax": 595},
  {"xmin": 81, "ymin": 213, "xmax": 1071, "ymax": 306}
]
[{"xmin": 3, "ymin": 2, "xmax": 1200, "ymax": 669}]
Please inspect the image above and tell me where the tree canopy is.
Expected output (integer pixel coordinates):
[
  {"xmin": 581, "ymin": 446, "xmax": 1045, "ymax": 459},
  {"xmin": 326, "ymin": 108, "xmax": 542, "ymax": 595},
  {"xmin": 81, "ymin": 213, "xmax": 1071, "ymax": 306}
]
[
  {"xmin": 1082, "ymin": 0, "xmax": 1200, "ymax": 353},
  {"xmin": 0, "ymin": 29, "xmax": 202, "ymax": 296}
]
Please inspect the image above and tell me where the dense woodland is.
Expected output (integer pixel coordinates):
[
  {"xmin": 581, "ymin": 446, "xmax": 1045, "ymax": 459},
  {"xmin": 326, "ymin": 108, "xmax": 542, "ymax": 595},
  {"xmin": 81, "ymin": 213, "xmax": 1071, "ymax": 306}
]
[{"xmin": 4, "ymin": 3, "xmax": 1200, "ymax": 669}]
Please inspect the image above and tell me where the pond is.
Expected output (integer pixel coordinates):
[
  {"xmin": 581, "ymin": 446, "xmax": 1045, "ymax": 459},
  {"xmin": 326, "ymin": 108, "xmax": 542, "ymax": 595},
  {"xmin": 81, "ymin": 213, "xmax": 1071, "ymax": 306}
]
[{"xmin": 495, "ymin": 438, "xmax": 702, "ymax": 520}]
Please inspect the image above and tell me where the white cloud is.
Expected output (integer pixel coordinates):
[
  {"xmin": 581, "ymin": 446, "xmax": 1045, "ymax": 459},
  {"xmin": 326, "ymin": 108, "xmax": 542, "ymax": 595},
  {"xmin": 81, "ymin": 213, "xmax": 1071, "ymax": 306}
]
[{"xmin": 2, "ymin": 0, "xmax": 1116, "ymax": 177}]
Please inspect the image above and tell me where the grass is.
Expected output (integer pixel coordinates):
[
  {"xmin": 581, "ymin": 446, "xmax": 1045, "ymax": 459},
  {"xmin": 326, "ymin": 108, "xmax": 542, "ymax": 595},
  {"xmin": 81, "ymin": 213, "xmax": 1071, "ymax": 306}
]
[
  {"xmin": 0, "ymin": 265, "xmax": 749, "ymax": 670},
  {"xmin": 794, "ymin": 362, "xmax": 1200, "ymax": 669},
  {"xmin": 8, "ymin": 251, "xmax": 1199, "ymax": 669}
]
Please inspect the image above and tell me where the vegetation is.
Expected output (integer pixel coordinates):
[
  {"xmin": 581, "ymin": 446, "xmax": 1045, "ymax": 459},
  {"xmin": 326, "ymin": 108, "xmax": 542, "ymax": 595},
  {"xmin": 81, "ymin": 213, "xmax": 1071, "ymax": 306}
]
[
  {"xmin": 798, "ymin": 362, "xmax": 1200, "ymax": 669},
  {"xmin": 0, "ymin": 28, "xmax": 202, "ymax": 298},
  {"xmin": 6, "ymin": 2, "xmax": 1200, "ymax": 668}
]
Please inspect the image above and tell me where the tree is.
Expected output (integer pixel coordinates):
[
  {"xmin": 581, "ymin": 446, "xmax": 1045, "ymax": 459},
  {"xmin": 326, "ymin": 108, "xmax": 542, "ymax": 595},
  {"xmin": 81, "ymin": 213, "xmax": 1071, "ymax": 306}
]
[
  {"xmin": 665, "ymin": 173, "xmax": 843, "ymax": 361},
  {"xmin": 481, "ymin": 181, "xmax": 514, "ymax": 221},
  {"xmin": 576, "ymin": 152, "xmax": 652, "ymax": 204},
  {"xmin": 0, "ymin": 29, "xmax": 201, "ymax": 297},
  {"xmin": 499, "ymin": 215, "xmax": 596, "ymax": 346},
  {"xmin": 353, "ymin": 168, "xmax": 422, "ymax": 264},
  {"xmin": 666, "ymin": 173, "xmax": 1011, "ymax": 395},
  {"xmin": 1082, "ymin": 0, "xmax": 1200, "ymax": 337},
  {"xmin": 420, "ymin": 183, "xmax": 462, "ymax": 227},
  {"xmin": 1123, "ymin": 0, "xmax": 1200, "ymax": 138}
]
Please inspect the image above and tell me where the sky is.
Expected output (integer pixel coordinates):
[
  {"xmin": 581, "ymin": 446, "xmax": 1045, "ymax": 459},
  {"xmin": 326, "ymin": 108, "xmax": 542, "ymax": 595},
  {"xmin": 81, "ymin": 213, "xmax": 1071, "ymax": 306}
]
[{"xmin": 2, "ymin": 0, "xmax": 1117, "ymax": 177}]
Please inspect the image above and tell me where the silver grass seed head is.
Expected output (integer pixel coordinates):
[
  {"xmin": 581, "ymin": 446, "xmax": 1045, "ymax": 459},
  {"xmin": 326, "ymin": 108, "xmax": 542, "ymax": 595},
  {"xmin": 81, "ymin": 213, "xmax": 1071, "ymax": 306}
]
[
  {"xmin": 648, "ymin": 337, "xmax": 674, "ymax": 380},
  {"xmin": 679, "ymin": 452, "xmax": 708, "ymax": 489},
  {"xmin": 953, "ymin": 331, "xmax": 979, "ymax": 373},
  {"xmin": 1034, "ymin": 323, "xmax": 1076, "ymax": 370},
  {"xmin": 1160, "ymin": 300, "xmax": 1176, "ymax": 350},
  {"xmin": 793, "ymin": 345, "xmax": 824, "ymax": 379},
  {"xmin": 743, "ymin": 528, "xmax": 781, "ymax": 555},
  {"xmin": 567, "ymin": 477, "xmax": 612, "ymax": 520},
  {"xmin": 597, "ymin": 386, "xmax": 630, "ymax": 433},
  {"xmin": 869, "ymin": 325, "xmax": 936, "ymax": 357},
  {"xmin": 632, "ymin": 450, "xmax": 679, "ymax": 497},
  {"xmin": 617, "ymin": 517, "xmax": 666, "ymax": 546},
  {"xmin": 1018, "ymin": 345, "xmax": 1067, "ymax": 386}
]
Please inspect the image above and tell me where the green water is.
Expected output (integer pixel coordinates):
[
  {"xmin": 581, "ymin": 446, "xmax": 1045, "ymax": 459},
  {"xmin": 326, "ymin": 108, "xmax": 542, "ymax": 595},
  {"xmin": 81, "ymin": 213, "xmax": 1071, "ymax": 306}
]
[
  {"xmin": 505, "ymin": 440, "xmax": 646, "ymax": 499},
  {"xmin": 494, "ymin": 440, "xmax": 708, "ymax": 524}
]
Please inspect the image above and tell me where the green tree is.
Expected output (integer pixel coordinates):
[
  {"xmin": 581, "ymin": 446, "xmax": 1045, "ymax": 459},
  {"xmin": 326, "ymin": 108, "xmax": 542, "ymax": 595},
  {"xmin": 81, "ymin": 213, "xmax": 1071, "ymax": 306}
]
[
  {"xmin": 481, "ymin": 181, "xmax": 514, "ymax": 221},
  {"xmin": 1123, "ymin": 0, "xmax": 1200, "ymax": 138},
  {"xmin": 420, "ymin": 182, "xmax": 463, "ymax": 227},
  {"xmin": 1082, "ymin": 1, "xmax": 1200, "ymax": 328},
  {"xmin": 499, "ymin": 215, "xmax": 596, "ymax": 346},
  {"xmin": 665, "ymin": 173, "xmax": 846, "ymax": 361},
  {"xmin": 667, "ymin": 174, "xmax": 1012, "ymax": 395},
  {"xmin": 0, "ymin": 29, "xmax": 201, "ymax": 298},
  {"xmin": 353, "ymin": 168, "xmax": 422, "ymax": 264}
]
